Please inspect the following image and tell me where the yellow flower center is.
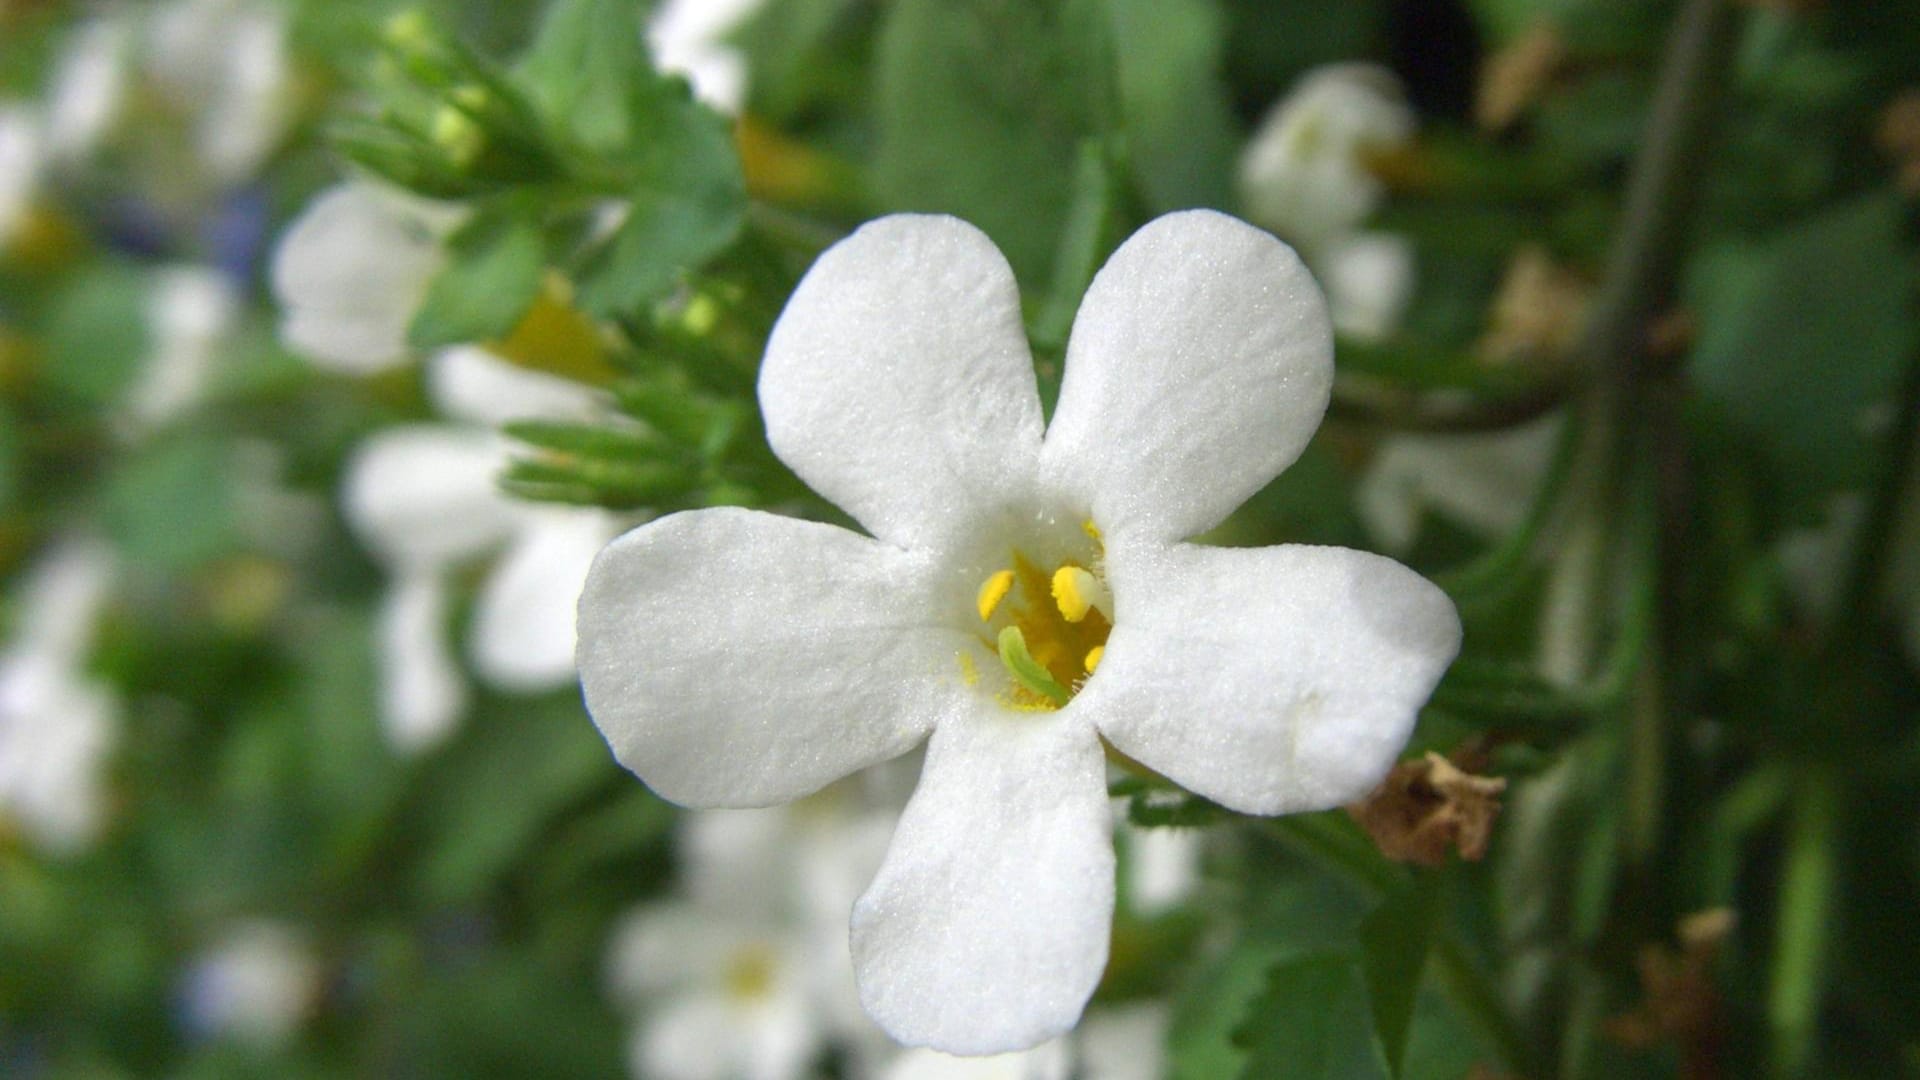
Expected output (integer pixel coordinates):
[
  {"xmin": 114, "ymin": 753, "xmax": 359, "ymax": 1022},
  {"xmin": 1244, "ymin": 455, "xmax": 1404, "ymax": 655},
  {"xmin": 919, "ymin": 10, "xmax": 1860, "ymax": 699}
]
[
  {"xmin": 723, "ymin": 942, "xmax": 778, "ymax": 1002},
  {"xmin": 965, "ymin": 519, "xmax": 1112, "ymax": 711}
]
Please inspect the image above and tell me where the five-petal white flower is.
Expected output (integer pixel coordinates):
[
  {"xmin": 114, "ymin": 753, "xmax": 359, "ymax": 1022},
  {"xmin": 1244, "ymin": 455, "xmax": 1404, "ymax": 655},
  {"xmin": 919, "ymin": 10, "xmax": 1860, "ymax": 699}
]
[{"xmin": 576, "ymin": 209, "xmax": 1461, "ymax": 1053}]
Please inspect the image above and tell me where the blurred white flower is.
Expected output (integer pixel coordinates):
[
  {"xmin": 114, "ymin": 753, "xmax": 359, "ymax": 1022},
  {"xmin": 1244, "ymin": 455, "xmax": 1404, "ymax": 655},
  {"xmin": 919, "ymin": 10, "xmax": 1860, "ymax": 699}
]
[
  {"xmin": 44, "ymin": 15, "xmax": 133, "ymax": 164},
  {"xmin": 270, "ymin": 182, "xmax": 466, "ymax": 374},
  {"xmin": 609, "ymin": 795, "xmax": 896, "ymax": 1080},
  {"xmin": 0, "ymin": 105, "xmax": 45, "ymax": 250},
  {"xmin": 1239, "ymin": 64, "xmax": 1419, "ymax": 342},
  {"xmin": 179, "ymin": 920, "xmax": 320, "ymax": 1047},
  {"xmin": 648, "ymin": 0, "xmax": 768, "ymax": 114},
  {"xmin": 882, "ymin": 1002, "xmax": 1167, "ymax": 1080},
  {"xmin": 124, "ymin": 264, "xmax": 241, "ymax": 433},
  {"xmin": 1356, "ymin": 414, "xmax": 1564, "ymax": 554},
  {"xmin": 883, "ymin": 1042, "xmax": 1070, "ymax": 1080},
  {"xmin": 146, "ymin": 0, "xmax": 294, "ymax": 182},
  {"xmin": 578, "ymin": 211, "xmax": 1460, "ymax": 1052},
  {"xmin": 1118, "ymin": 820, "xmax": 1203, "ymax": 918},
  {"xmin": 343, "ymin": 348, "xmax": 619, "ymax": 751},
  {"xmin": 0, "ymin": 538, "xmax": 119, "ymax": 854}
]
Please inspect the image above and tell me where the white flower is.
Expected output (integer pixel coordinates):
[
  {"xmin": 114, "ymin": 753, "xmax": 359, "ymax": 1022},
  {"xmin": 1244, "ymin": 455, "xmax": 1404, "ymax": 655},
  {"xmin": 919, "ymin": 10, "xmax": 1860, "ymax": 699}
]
[
  {"xmin": 647, "ymin": 0, "xmax": 768, "ymax": 115},
  {"xmin": 1356, "ymin": 414, "xmax": 1564, "ymax": 553},
  {"xmin": 882, "ymin": 1002, "xmax": 1166, "ymax": 1080},
  {"xmin": 608, "ymin": 796, "xmax": 895, "ymax": 1080},
  {"xmin": 0, "ymin": 538, "xmax": 119, "ymax": 854},
  {"xmin": 1319, "ymin": 232, "xmax": 1416, "ymax": 344},
  {"xmin": 179, "ymin": 920, "xmax": 320, "ymax": 1047},
  {"xmin": 124, "ymin": 264, "xmax": 241, "ymax": 433},
  {"xmin": 1238, "ymin": 65, "xmax": 1419, "ymax": 341},
  {"xmin": 576, "ymin": 210, "xmax": 1461, "ymax": 1052},
  {"xmin": 270, "ymin": 182, "xmax": 466, "ymax": 374},
  {"xmin": 146, "ymin": 0, "xmax": 294, "ymax": 182},
  {"xmin": 343, "ymin": 348, "xmax": 619, "ymax": 750},
  {"xmin": 1238, "ymin": 64, "xmax": 1415, "ymax": 249},
  {"xmin": 0, "ymin": 105, "xmax": 45, "ymax": 250},
  {"xmin": 1117, "ymin": 819, "xmax": 1203, "ymax": 918}
]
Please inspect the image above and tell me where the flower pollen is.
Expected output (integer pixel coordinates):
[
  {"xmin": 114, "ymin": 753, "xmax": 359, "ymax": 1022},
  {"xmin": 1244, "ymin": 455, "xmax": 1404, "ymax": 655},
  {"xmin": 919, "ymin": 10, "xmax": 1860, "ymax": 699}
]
[{"xmin": 967, "ymin": 521, "xmax": 1112, "ymax": 712}]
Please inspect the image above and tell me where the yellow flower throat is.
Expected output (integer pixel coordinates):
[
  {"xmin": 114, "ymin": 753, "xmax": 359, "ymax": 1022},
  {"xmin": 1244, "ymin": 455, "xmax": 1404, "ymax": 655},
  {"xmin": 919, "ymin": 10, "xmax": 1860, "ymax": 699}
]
[{"xmin": 966, "ymin": 521, "xmax": 1112, "ymax": 711}]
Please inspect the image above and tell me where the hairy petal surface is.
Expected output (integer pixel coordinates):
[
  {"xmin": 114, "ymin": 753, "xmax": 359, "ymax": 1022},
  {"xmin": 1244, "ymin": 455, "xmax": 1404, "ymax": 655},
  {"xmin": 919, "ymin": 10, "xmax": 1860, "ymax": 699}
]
[
  {"xmin": 578, "ymin": 508, "xmax": 968, "ymax": 807},
  {"xmin": 1041, "ymin": 210, "xmax": 1333, "ymax": 544},
  {"xmin": 851, "ymin": 711, "xmax": 1113, "ymax": 1054},
  {"xmin": 1084, "ymin": 542, "xmax": 1460, "ymax": 815},
  {"xmin": 759, "ymin": 215, "xmax": 1044, "ymax": 550}
]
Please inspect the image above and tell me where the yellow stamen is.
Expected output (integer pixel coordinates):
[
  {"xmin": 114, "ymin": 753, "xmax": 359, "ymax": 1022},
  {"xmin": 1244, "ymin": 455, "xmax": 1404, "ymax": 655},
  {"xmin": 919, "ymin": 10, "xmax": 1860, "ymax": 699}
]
[
  {"xmin": 976, "ymin": 569, "xmax": 1015, "ymax": 621},
  {"xmin": 1084, "ymin": 645, "xmax": 1104, "ymax": 674},
  {"xmin": 1051, "ymin": 565, "xmax": 1105, "ymax": 623}
]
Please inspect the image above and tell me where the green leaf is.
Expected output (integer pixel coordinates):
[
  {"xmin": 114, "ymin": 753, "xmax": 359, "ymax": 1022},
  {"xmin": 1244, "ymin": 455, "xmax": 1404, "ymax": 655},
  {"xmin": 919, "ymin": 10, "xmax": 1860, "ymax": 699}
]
[
  {"xmin": 1359, "ymin": 882, "xmax": 1441, "ymax": 1078},
  {"xmin": 1096, "ymin": 0, "xmax": 1237, "ymax": 212},
  {"xmin": 514, "ymin": 0, "xmax": 659, "ymax": 158},
  {"xmin": 409, "ymin": 204, "xmax": 546, "ymax": 349},
  {"xmin": 42, "ymin": 260, "xmax": 151, "ymax": 408},
  {"xmin": 1234, "ymin": 952, "xmax": 1390, "ymax": 1080},
  {"xmin": 873, "ymin": 0, "xmax": 1106, "ymax": 287},
  {"xmin": 1689, "ymin": 191, "xmax": 1920, "ymax": 525},
  {"xmin": 515, "ymin": 0, "xmax": 746, "ymax": 319},
  {"xmin": 101, "ymin": 434, "xmax": 239, "ymax": 572}
]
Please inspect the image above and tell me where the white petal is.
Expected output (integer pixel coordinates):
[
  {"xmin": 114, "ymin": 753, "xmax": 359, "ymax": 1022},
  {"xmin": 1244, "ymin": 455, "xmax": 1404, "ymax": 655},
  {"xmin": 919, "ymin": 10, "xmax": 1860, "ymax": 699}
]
[
  {"xmin": 0, "ymin": 106, "xmax": 44, "ymax": 247},
  {"xmin": 1355, "ymin": 413, "xmax": 1563, "ymax": 553},
  {"xmin": 634, "ymin": 995, "xmax": 736, "ymax": 1080},
  {"xmin": 850, "ymin": 711, "xmax": 1113, "ymax": 1054},
  {"xmin": 45, "ymin": 17, "xmax": 130, "ymax": 163},
  {"xmin": 1040, "ymin": 211, "xmax": 1334, "ymax": 544},
  {"xmin": 1084, "ymin": 542, "xmax": 1460, "ymax": 814},
  {"xmin": 740, "ymin": 989, "xmax": 820, "ymax": 1080},
  {"xmin": 606, "ymin": 901, "xmax": 743, "ymax": 1002},
  {"xmin": 883, "ymin": 1042, "xmax": 1071, "ymax": 1080},
  {"xmin": 342, "ymin": 425, "xmax": 517, "ymax": 570},
  {"xmin": 1321, "ymin": 231, "xmax": 1415, "ymax": 343},
  {"xmin": 270, "ymin": 183, "xmax": 463, "ymax": 373},
  {"xmin": 10, "ymin": 536, "xmax": 116, "ymax": 666},
  {"xmin": 427, "ymin": 346, "xmax": 603, "ymax": 428},
  {"xmin": 0, "ymin": 655, "xmax": 117, "ymax": 853},
  {"xmin": 759, "ymin": 215, "xmax": 1045, "ymax": 550},
  {"xmin": 1237, "ymin": 63, "xmax": 1415, "ymax": 245},
  {"xmin": 468, "ymin": 509, "xmax": 619, "ymax": 692},
  {"xmin": 127, "ymin": 265, "xmax": 240, "ymax": 431},
  {"xmin": 377, "ymin": 574, "xmax": 466, "ymax": 752},
  {"xmin": 578, "ymin": 508, "xmax": 968, "ymax": 807},
  {"xmin": 1120, "ymin": 821, "xmax": 1202, "ymax": 916},
  {"xmin": 1077, "ymin": 1003, "xmax": 1170, "ymax": 1080}
]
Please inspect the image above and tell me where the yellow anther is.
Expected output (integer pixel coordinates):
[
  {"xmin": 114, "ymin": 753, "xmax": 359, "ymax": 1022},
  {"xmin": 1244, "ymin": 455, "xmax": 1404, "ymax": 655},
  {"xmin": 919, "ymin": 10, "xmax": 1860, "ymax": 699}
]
[
  {"xmin": 1082, "ymin": 519, "xmax": 1103, "ymax": 543},
  {"xmin": 1084, "ymin": 645, "xmax": 1104, "ymax": 674},
  {"xmin": 976, "ymin": 569, "xmax": 1015, "ymax": 622},
  {"xmin": 1051, "ymin": 565, "xmax": 1106, "ymax": 624}
]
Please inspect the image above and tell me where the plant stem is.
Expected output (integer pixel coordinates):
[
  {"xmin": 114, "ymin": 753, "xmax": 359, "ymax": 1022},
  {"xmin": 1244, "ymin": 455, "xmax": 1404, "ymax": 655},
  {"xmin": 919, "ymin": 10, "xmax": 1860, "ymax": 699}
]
[
  {"xmin": 1828, "ymin": 349, "xmax": 1920, "ymax": 655},
  {"xmin": 1767, "ymin": 771, "xmax": 1839, "ymax": 1078}
]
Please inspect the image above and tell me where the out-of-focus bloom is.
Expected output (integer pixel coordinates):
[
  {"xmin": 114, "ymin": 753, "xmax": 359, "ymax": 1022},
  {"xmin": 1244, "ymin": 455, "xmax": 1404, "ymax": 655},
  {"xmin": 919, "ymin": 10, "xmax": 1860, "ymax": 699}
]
[
  {"xmin": 1119, "ymin": 820, "xmax": 1203, "ymax": 918},
  {"xmin": 1238, "ymin": 65, "xmax": 1419, "ymax": 343},
  {"xmin": 179, "ymin": 921, "xmax": 321, "ymax": 1047},
  {"xmin": 0, "ymin": 106, "xmax": 44, "ymax": 250},
  {"xmin": 0, "ymin": 538, "xmax": 119, "ymax": 854},
  {"xmin": 343, "ymin": 347, "xmax": 618, "ymax": 750},
  {"xmin": 608, "ymin": 795, "xmax": 896, "ymax": 1080},
  {"xmin": 1238, "ymin": 64, "xmax": 1414, "ymax": 250},
  {"xmin": 124, "ymin": 264, "xmax": 240, "ymax": 433},
  {"xmin": 578, "ymin": 211, "xmax": 1461, "ymax": 1052},
  {"xmin": 146, "ymin": 0, "xmax": 294, "ymax": 182},
  {"xmin": 44, "ymin": 15, "xmax": 132, "ymax": 164},
  {"xmin": 1357, "ymin": 414, "xmax": 1564, "ymax": 553},
  {"xmin": 883, "ymin": 1002, "xmax": 1168, "ymax": 1080},
  {"xmin": 270, "ymin": 181, "xmax": 466, "ymax": 374},
  {"xmin": 647, "ymin": 0, "xmax": 768, "ymax": 115}
]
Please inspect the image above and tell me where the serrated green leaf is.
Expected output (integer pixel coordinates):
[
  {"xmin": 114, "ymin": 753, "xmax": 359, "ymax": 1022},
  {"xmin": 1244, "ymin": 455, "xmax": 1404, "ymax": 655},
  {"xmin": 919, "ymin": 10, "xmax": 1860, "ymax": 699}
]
[
  {"xmin": 1360, "ymin": 882, "xmax": 1441, "ymax": 1078},
  {"xmin": 1234, "ymin": 952, "xmax": 1390, "ymax": 1080},
  {"xmin": 514, "ymin": 0, "xmax": 659, "ymax": 158},
  {"xmin": 409, "ymin": 205, "xmax": 546, "ymax": 349}
]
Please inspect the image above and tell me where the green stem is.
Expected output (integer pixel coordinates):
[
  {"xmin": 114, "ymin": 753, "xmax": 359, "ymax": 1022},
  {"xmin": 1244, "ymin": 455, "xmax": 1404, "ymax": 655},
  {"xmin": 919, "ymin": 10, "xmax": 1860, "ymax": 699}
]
[
  {"xmin": 1827, "ymin": 351, "xmax": 1920, "ymax": 655},
  {"xmin": 1768, "ymin": 772, "xmax": 1839, "ymax": 1077}
]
